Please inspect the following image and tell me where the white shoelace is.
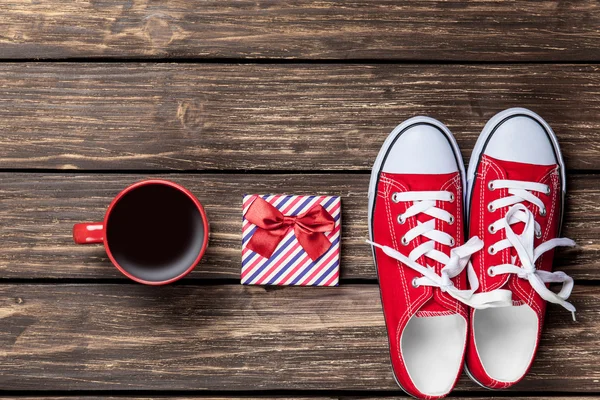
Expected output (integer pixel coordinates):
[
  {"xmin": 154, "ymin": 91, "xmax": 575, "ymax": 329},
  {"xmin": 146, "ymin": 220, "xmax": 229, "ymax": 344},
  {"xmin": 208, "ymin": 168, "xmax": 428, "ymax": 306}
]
[
  {"xmin": 368, "ymin": 190, "xmax": 512, "ymax": 309},
  {"xmin": 480, "ymin": 179, "xmax": 577, "ymax": 320}
]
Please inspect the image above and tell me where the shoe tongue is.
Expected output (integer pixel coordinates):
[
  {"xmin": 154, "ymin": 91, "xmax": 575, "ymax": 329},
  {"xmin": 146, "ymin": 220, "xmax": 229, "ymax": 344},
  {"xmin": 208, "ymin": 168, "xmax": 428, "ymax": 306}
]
[
  {"xmin": 487, "ymin": 155, "xmax": 557, "ymax": 239},
  {"xmin": 383, "ymin": 171, "xmax": 463, "ymax": 316},
  {"xmin": 396, "ymin": 172, "xmax": 458, "ymax": 191},
  {"xmin": 397, "ymin": 171, "xmax": 461, "ymax": 316},
  {"xmin": 486, "ymin": 156, "xmax": 558, "ymax": 305},
  {"xmin": 395, "ymin": 170, "xmax": 460, "ymax": 238},
  {"xmin": 487, "ymin": 155, "xmax": 557, "ymax": 183}
]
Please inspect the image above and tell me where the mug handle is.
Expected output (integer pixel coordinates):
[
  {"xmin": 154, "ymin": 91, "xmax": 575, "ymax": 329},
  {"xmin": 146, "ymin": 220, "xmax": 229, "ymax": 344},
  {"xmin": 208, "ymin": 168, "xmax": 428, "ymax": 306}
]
[{"xmin": 73, "ymin": 223, "xmax": 104, "ymax": 244}]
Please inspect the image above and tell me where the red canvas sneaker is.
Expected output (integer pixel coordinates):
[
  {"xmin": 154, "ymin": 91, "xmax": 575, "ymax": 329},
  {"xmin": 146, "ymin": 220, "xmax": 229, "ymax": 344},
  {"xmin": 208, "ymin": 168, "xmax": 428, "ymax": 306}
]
[
  {"xmin": 464, "ymin": 108, "xmax": 576, "ymax": 389},
  {"xmin": 367, "ymin": 117, "xmax": 495, "ymax": 399}
]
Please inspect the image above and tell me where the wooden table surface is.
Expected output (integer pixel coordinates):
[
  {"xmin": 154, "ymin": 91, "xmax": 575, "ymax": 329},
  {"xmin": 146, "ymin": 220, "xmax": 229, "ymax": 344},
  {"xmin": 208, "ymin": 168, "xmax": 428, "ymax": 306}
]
[{"xmin": 1, "ymin": 1, "xmax": 600, "ymax": 399}]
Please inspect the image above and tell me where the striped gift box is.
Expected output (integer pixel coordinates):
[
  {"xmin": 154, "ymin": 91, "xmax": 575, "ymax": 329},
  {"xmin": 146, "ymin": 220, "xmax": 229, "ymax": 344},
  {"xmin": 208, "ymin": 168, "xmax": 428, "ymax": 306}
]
[{"xmin": 241, "ymin": 194, "xmax": 341, "ymax": 286}]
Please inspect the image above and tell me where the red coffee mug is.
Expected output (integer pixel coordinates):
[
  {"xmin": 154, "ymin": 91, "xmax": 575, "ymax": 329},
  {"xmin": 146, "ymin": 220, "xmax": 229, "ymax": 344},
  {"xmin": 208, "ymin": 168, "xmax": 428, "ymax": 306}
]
[{"xmin": 73, "ymin": 179, "xmax": 209, "ymax": 285}]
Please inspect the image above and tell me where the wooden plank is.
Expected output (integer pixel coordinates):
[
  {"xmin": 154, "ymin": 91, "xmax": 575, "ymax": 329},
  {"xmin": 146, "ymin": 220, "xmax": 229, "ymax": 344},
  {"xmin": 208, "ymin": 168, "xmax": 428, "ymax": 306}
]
[
  {"xmin": 0, "ymin": 173, "xmax": 596, "ymax": 280},
  {"xmin": 0, "ymin": 63, "xmax": 599, "ymax": 171},
  {"xmin": 0, "ymin": 398, "xmax": 327, "ymax": 400},
  {"xmin": 0, "ymin": 1, "xmax": 599, "ymax": 61},
  {"xmin": 0, "ymin": 395, "xmax": 597, "ymax": 400},
  {"xmin": 1, "ymin": 284, "xmax": 598, "ymax": 391}
]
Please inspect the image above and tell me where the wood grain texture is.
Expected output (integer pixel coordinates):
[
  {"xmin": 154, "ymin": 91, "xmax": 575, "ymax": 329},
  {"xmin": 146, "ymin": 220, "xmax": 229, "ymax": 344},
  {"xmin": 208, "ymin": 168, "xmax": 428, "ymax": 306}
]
[
  {"xmin": 5, "ymin": 398, "xmax": 597, "ymax": 400},
  {"xmin": 1, "ymin": 284, "xmax": 598, "ymax": 391},
  {"xmin": 0, "ymin": 173, "xmax": 596, "ymax": 280},
  {"xmin": 0, "ymin": 63, "xmax": 599, "ymax": 171},
  {"xmin": 0, "ymin": 1, "xmax": 599, "ymax": 61},
  {"xmin": 0, "ymin": 398, "xmax": 327, "ymax": 400}
]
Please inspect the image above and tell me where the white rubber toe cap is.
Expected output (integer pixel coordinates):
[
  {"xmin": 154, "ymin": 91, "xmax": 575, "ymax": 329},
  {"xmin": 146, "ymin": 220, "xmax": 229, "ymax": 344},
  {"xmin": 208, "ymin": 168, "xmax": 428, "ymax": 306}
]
[
  {"xmin": 382, "ymin": 121, "xmax": 459, "ymax": 174},
  {"xmin": 484, "ymin": 114, "xmax": 557, "ymax": 166}
]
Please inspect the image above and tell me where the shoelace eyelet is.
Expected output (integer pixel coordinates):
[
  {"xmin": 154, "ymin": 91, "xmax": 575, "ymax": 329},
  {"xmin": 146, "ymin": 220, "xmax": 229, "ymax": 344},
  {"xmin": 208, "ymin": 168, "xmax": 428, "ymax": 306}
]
[
  {"xmin": 488, "ymin": 224, "xmax": 496, "ymax": 234},
  {"xmin": 488, "ymin": 245, "xmax": 496, "ymax": 255},
  {"xmin": 487, "ymin": 202, "xmax": 495, "ymax": 212},
  {"xmin": 539, "ymin": 207, "xmax": 547, "ymax": 217},
  {"xmin": 544, "ymin": 186, "xmax": 551, "ymax": 195},
  {"xmin": 448, "ymin": 215, "xmax": 455, "ymax": 225},
  {"xmin": 397, "ymin": 214, "xmax": 405, "ymax": 224},
  {"xmin": 401, "ymin": 236, "xmax": 409, "ymax": 246},
  {"xmin": 391, "ymin": 192, "xmax": 400, "ymax": 203},
  {"xmin": 488, "ymin": 181, "xmax": 495, "ymax": 191},
  {"xmin": 412, "ymin": 277, "xmax": 420, "ymax": 288},
  {"xmin": 449, "ymin": 237, "xmax": 455, "ymax": 247},
  {"xmin": 535, "ymin": 230, "xmax": 542, "ymax": 239},
  {"xmin": 449, "ymin": 193, "xmax": 455, "ymax": 202},
  {"xmin": 487, "ymin": 267, "xmax": 496, "ymax": 277}
]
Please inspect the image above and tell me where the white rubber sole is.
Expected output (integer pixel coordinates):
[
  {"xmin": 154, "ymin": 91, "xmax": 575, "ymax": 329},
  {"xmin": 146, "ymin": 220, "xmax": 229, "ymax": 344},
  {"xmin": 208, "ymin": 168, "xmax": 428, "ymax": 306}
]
[
  {"xmin": 465, "ymin": 107, "xmax": 567, "ymax": 224},
  {"xmin": 464, "ymin": 364, "xmax": 496, "ymax": 391}
]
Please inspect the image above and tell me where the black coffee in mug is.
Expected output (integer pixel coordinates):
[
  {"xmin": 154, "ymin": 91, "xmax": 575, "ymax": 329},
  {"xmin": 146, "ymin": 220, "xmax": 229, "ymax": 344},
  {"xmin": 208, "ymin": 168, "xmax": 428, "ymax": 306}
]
[{"xmin": 73, "ymin": 180, "xmax": 209, "ymax": 285}]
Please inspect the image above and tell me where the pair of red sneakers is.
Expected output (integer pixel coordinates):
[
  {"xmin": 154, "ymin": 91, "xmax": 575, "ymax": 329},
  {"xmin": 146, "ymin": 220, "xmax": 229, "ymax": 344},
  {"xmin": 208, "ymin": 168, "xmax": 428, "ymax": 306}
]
[{"xmin": 368, "ymin": 108, "xmax": 576, "ymax": 399}]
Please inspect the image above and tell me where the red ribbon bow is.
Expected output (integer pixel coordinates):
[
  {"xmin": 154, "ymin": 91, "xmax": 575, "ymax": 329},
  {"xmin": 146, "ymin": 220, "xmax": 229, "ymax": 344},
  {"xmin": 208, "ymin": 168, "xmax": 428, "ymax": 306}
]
[{"xmin": 245, "ymin": 196, "xmax": 336, "ymax": 261}]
